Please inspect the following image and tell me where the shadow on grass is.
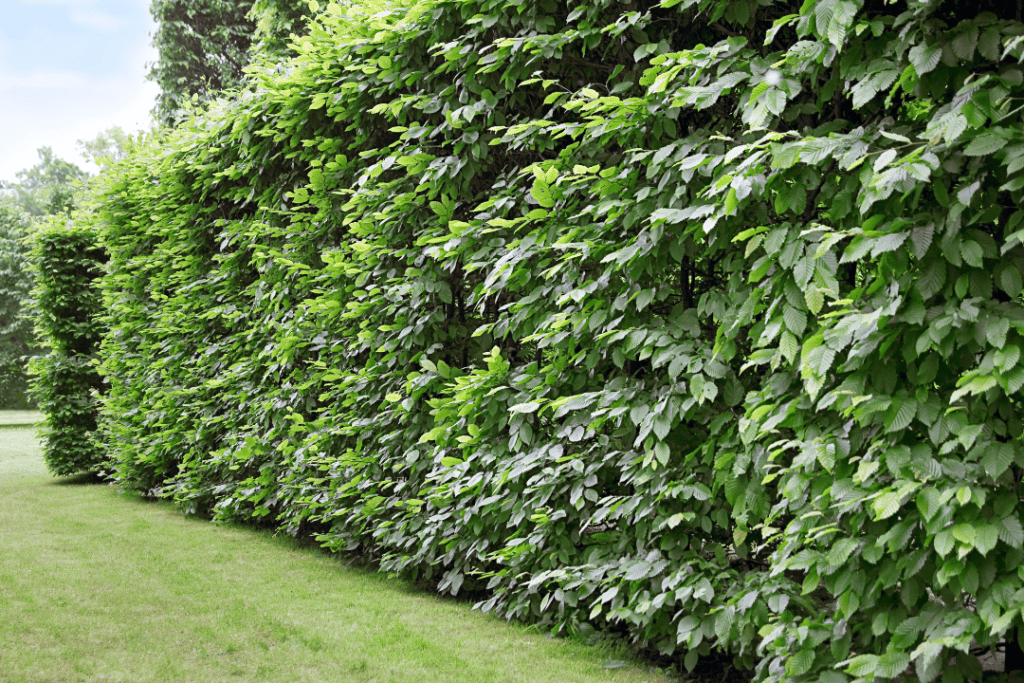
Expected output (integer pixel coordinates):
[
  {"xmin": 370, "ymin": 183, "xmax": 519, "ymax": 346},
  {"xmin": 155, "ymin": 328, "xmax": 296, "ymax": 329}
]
[{"xmin": 52, "ymin": 471, "xmax": 108, "ymax": 486}]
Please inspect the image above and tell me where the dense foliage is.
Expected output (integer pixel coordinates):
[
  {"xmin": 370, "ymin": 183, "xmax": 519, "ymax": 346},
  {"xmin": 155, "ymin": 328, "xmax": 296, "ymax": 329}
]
[
  {"xmin": 147, "ymin": 0, "xmax": 308, "ymax": 125},
  {"xmin": 88, "ymin": 0, "xmax": 1024, "ymax": 679},
  {"xmin": 30, "ymin": 223, "xmax": 106, "ymax": 475},
  {"xmin": 1, "ymin": 147, "xmax": 89, "ymax": 218},
  {"xmin": 0, "ymin": 207, "xmax": 37, "ymax": 409}
]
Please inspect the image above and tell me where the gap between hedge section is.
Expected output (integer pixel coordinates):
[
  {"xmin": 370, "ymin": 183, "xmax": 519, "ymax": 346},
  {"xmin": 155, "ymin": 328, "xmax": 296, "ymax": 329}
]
[{"xmin": 0, "ymin": 428, "xmax": 669, "ymax": 683}]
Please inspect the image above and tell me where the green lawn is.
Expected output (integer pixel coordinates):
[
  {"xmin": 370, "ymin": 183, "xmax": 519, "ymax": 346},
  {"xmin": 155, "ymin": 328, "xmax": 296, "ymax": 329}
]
[
  {"xmin": 0, "ymin": 428, "xmax": 671, "ymax": 683},
  {"xmin": 0, "ymin": 409, "xmax": 42, "ymax": 427}
]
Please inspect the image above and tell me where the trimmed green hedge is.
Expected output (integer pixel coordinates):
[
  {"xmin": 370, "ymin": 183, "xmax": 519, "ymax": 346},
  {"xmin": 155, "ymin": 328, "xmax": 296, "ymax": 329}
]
[
  {"xmin": 90, "ymin": 0, "xmax": 1024, "ymax": 680},
  {"xmin": 30, "ymin": 222, "xmax": 106, "ymax": 475}
]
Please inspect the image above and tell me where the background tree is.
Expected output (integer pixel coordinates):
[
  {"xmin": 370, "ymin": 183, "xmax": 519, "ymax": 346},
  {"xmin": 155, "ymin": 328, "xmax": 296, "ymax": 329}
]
[
  {"xmin": 77, "ymin": 126, "xmax": 141, "ymax": 172},
  {"xmin": 0, "ymin": 207, "xmax": 37, "ymax": 409},
  {"xmin": 147, "ymin": 0, "xmax": 308, "ymax": 126},
  {"xmin": 1, "ymin": 147, "xmax": 89, "ymax": 218}
]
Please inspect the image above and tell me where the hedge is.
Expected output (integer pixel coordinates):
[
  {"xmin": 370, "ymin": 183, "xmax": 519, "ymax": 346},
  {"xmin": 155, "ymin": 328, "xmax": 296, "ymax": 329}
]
[
  {"xmin": 30, "ymin": 221, "xmax": 106, "ymax": 475},
  {"xmin": 88, "ymin": 0, "xmax": 1024, "ymax": 680}
]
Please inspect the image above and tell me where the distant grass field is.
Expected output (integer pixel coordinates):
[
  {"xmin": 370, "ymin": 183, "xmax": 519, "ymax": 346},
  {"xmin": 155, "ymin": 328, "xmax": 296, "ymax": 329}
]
[
  {"xmin": 0, "ymin": 428, "xmax": 670, "ymax": 683},
  {"xmin": 0, "ymin": 409, "xmax": 42, "ymax": 427}
]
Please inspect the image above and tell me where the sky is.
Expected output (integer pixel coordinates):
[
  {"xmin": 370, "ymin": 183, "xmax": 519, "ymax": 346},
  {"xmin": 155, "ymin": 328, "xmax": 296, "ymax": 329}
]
[{"xmin": 0, "ymin": 0, "xmax": 159, "ymax": 183}]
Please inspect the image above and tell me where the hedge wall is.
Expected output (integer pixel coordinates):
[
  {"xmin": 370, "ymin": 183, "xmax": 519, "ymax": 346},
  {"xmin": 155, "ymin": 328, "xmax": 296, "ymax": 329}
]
[
  {"xmin": 30, "ymin": 221, "xmax": 106, "ymax": 475},
  {"xmin": 93, "ymin": 0, "xmax": 1024, "ymax": 680}
]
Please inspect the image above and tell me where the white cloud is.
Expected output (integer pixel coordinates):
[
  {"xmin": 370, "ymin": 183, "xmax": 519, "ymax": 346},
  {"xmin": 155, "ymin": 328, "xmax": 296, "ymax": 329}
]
[{"xmin": 70, "ymin": 9, "xmax": 123, "ymax": 31}]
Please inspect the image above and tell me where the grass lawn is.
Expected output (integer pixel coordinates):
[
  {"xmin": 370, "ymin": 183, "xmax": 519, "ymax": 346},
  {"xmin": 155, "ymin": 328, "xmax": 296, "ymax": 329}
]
[
  {"xmin": 0, "ymin": 428, "xmax": 671, "ymax": 683},
  {"xmin": 0, "ymin": 409, "xmax": 42, "ymax": 427}
]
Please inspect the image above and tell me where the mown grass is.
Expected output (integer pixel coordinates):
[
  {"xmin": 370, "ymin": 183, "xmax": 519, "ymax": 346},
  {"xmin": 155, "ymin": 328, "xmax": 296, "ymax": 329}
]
[
  {"xmin": 0, "ymin": 426, "xmax": 672, "ymax": 683},
  {"xmin": 0, "ymin": 409, "xmax": 42, "ymax": 427}
]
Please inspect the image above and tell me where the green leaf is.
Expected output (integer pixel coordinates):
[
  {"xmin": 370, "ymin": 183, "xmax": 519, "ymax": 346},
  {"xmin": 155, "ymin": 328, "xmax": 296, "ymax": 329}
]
[
  {"xmin": 805, "ymin": 287, "xmax": 824, "ymax": 314},
  {"xmin": 874, "ymin": 491, "xmax": 903, "ymax": 520},
  {"xmin": 960, "ymin": 240, "xmax": 984, "ymax": 267},
  {"xmin": 884, "ymin": 398, "xmax": 917, "ymax": 432},
  {"xmin": 827, "ymin": 537, "xmax": 860, "ymax": 568},
  {"xmin": 780, "ymin": 331, "xmax": 799, "ymax": 363},
  {"xmin": 725, "ymin": 187, "xmax": 739, "ymax": 215},
  {"xmin": 846, "ymin": 654, "xmax": 879, "ymax": 677},
  {"xmin": 982, "ymin": 442, "xmax": 1014, "ymax": 478},
  {"xmin": 1001, "ymin": 265, "xmax": 1024, "ymax": 297},
  {"xmin": 783, "ymin": 305, "xmax": 807, "ymax": 335},
  {"xmin": 951, "ymin": 523, "xmax": 976, "ymax": 547},
  {"xmin": 999, "ymin": 517, "xmax": 1024, "ymax": 547},
  {"xmin": 530, "ymin": 178, "xmax": 554, "ymax": 208},
  {"xmin": 964, "ymin": 134, "xmax": 1008, "ymax": 157},
  {"xmin": 987, "ymin": 318, "xmax": 1009, "ymax": 349},
  {"xmin": 976, "ymin": 524, "xmax": 999, "ymax": 555},
  {"xmin": 624, "ymin": 560, "xmax": 652, "ymax": 581},
  {"xmin": 787, "ymin": 649, "xmax": 815, "ymax": 677},
  {"xmin": 909, "ymin": 43, "xmax": 942, "ymax": 75},
  {"xmin": 934, "ymin": 529, "xmax": 954, "ymax": 556},
  {"xmin": 876, "ymin": 651, "xmax": 911, "ymax": 679}
]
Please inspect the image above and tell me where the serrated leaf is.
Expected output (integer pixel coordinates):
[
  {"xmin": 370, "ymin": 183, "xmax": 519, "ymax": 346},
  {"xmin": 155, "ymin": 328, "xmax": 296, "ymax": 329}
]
[
  {"xmin": 909, "ymin": 43, "xmax": 942, "ymax": 75},
  {"xmin": 827, "ymin": 537, "xmax": 860, "ymax": 567},
  {"xmin": 960, "ymin": 239, "xmax": 984, "ymax": 267},
  {"xmin": 805, "ymin": 287, "xmax": 824, "ymax": 314},
  {"xmin": 1001, "ymin": 266, "xmax": 1023, "ymax": 297},
  {"xmin": 846, "ymin": 654, "xmax": 879, "ymax": 677},
  {"xmin": 933, "ymin": 529, "xmax": 953, "ymax": 556},
  {"xmin": 987, "ymin": 318, "xmax": 1009, "ymax": 349},
  {"xmin": 914, "ymin": 641, "xmax": 944, "ymax": 683},
  {"xmin": 996, "ymin": 345, "xmax": 1021, "ymax": 372},
  {"xmin": 783, "ymin": 305, "xmax": 807, "ymax": 334},
  {"xmin": 951, "ymin": 523, "xmax": 976, "ymax": 547},
  {"xmin": 976, "ymin": 524, "xmax": 999, "ymax": 555},
  {"xmin": 951, "ymin": 25, "xmax": 979, "ymax": 60},
  {"xmin": 885, "ymin": 398, "xmax": 917, "ymax": 432},
  {"xmin": 874, "ymin": 491, "xmax": 903, "ymax": 520},
  {"xmin": 624, "ymin": 560, "xmax": 652, "ymax": 581},
  {"xmin": 982, "ymin": 442, "xmax": 1014, "ymax": 478},
  {"xmin": 872, "ymin": 232, "xmax": 907, "ymax": 257},
  {"xmin": 1000, "ymin": 365, "xmax": 1024, "ymax": 394},
  {"xmin": 964, "ymin": 134, "xmax": 1008, "ymax": 157},
  {"xmin": 911, "ymin": 225, "xmax": 934, "ymax": 259},
  {"xmin": 787, "ymin": 649, "xmax": 815, "ymax": 677},
  {"xmin": 999, "ymin": 516, "xmax": 1024, "ymax": 547},
  {"xmin": 989, "ymin": 608, "xmax": 1019, "ymax": 636},
  {"xmin": 917, "ymin": 488, "xmax": 942, "ymax": 521},
  {"xmin": 780, "ymin": 331, "xmax": 798, "ymax": 363},
  {"xmin": 877, "ymin": 651, "xmax": 911, "ymax": 679},
  {"xmin": 944, "ymin": 115, "xmax": 968, "ymax": 145}
]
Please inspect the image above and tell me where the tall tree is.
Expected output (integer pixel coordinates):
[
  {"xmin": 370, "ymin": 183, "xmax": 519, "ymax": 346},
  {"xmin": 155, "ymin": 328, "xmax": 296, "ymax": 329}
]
[
  {"xmin": 147, "ymin": 0, "xmax": 308, "ymax": 126},
  {"xmin": 0, "ymin": 207, "xmax": 37, "ymax": 409},
  {"xmin": 77, "ymin": 126, "xmax": 140, "ymax": 172},
  {"xmin": 1, "ymin": 147, "xmax": 89, "ymax": 218}
]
